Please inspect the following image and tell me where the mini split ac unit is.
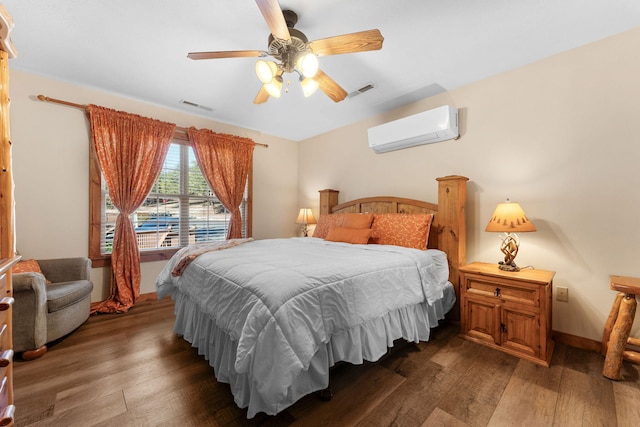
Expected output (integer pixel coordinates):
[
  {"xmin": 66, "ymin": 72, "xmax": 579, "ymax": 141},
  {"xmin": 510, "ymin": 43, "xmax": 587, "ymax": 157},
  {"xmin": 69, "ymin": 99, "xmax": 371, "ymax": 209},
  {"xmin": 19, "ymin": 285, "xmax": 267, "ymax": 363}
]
[{"xmin": 367, "ymin": 105, "xmax": 459, "ymax": 153}]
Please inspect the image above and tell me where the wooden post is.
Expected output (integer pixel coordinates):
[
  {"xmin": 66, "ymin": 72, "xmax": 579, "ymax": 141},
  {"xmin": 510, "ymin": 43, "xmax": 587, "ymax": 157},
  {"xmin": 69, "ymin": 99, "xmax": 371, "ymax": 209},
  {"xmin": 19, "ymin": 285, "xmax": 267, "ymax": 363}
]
[
  {"xmin": 0, "ymin": 49, "xmax": 14, "ymax": 258},
  {"xmin": 319, "ymin": 189, "xmax": 339, "ymax": 215},
  {"xmin": 601, "ymin": 292, "xmax": 624, "ymax": 355},
  {"xmin": 436, "ymin": 175, "xmax": 468, "ymax": 321},
  {"xmin": 603, "ymin": 295, "xmax": 637, "ymax": 379}
]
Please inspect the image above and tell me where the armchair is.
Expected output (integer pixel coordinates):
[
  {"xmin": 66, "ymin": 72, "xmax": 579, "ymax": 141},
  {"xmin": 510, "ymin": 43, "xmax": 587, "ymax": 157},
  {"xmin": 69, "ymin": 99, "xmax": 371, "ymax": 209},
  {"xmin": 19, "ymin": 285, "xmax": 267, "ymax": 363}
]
[{"xmin": 13, "ymin": 257, "xmax": 93, "ymax": 360}]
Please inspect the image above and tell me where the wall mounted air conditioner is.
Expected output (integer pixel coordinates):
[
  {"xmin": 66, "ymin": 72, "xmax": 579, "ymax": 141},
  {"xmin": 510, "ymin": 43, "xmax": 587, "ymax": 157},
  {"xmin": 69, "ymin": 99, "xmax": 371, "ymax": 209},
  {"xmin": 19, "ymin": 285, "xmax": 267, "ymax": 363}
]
[{"xmin": 367, "ymin": 105, "xmax": 459, "ymax": 153}]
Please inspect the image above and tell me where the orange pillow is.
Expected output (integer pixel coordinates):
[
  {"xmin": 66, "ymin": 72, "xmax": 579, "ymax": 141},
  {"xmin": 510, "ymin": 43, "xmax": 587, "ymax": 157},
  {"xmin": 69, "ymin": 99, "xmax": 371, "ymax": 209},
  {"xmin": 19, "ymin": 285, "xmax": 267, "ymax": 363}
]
[
  {"xmin": 325, "ymin": 227, "xmax": 372, "ymax": 245},
  {"xmin": 313, "ymin": 214, "xmax": 345, "ymax": 239},
  {"xmin": 13, "ymin": 259, "xmax": 51, "ymax": 283},
  {"xmin": 370, "ymin": 213, "xmax": 434, "ymax": 250},
  {"xmin": 343, "ymin": 213, "xmax": 374, "ymax": 229}
]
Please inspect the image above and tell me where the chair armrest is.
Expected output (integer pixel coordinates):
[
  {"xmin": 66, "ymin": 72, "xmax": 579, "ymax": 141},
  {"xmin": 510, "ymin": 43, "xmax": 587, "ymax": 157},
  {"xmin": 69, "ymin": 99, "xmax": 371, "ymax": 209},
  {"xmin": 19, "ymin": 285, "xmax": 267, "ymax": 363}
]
[
  {"xmin": 37, "ymin": 257, "xmax": 91, "ymax": 283},
  {"xmin": 12, "ymin": 272, "xmax": 48, "ymax": 351},
  {"xmin": 13, "ymin": 272, "xmax": 48, "ymax": 295}
]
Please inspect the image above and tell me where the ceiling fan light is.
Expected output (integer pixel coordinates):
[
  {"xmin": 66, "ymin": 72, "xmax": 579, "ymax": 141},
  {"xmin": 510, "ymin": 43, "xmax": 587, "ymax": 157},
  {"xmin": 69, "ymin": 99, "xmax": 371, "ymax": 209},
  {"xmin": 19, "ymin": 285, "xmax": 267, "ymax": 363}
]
[
  {"xmin": 297, "ymin": 52, "xmax": 318, "ymax": 78},
  {"xmin": 300, "ymin": 78, "xmax": 319, "ymax": 97},
  {"xmin": 255, "ymin": 60, "xmax": 277, "ymax": 84},
  {"xmin": 264, "ymin": 75, "xmax": 283, "ymax": 98}
]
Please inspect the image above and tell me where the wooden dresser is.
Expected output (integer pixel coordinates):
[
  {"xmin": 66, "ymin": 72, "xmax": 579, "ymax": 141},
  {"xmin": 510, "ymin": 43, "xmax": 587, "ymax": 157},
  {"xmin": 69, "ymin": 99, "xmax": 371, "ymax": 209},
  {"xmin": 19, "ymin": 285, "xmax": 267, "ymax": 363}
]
[
  {"xmin": 459, "ymin": 262, "xmax": 555, "ymax": 367},
  {"xmin": 0, "ymin": 258, "xmax": 18, "ymax": 425}
]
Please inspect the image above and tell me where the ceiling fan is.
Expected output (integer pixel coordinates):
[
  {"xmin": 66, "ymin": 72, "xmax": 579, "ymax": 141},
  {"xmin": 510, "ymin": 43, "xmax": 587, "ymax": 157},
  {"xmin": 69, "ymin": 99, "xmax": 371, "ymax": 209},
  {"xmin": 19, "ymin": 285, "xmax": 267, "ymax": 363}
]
[{"xmin": 187, "ymin": 0, "xmax": 384, "ymax": 104}]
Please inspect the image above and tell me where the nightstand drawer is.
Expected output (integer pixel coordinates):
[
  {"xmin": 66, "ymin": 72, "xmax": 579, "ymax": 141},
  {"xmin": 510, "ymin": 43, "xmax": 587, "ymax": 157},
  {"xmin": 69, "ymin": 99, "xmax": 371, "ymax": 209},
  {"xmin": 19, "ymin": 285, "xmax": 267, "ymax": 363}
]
[
  {"xmin": 0, "ymin": 376, "xmax": 8, "ymax": 410},
  {"xmin": 464, "ymin": 276, "xmax": 540, "ymax": 307},
  {"xmin": 0, "ymin": 324, "xmax": 8, "ymax": 352},
  {"xmin": 0, "ymin": 297, "xmax": 11, "ymax": 353}
]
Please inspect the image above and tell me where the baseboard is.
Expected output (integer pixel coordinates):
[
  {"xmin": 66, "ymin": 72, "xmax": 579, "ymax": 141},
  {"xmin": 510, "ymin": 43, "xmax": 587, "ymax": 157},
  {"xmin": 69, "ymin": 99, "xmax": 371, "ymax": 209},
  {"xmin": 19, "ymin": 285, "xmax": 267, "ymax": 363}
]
[
  {"xmin": 552, "ymin": 329, "xmax": 601, "ymax": 353},
  {"xmin": 138, "ymin": 292, "xmax": 159, "ymax": 303}
]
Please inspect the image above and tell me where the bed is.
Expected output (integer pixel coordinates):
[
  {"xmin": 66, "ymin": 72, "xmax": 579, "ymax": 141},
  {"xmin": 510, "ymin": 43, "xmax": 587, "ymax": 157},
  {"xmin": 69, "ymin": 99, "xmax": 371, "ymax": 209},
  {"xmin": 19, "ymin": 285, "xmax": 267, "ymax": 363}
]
[{"xmin": 156, "ymin": 175, "xmax": 468, "ymax": 418}]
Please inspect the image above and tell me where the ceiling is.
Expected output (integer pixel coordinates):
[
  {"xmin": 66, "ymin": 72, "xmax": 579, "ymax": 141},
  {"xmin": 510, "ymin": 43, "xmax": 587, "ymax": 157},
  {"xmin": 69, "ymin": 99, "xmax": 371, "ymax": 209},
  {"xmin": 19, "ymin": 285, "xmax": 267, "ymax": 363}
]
[{"xmin": 4, "ymin": 0, "xmax": 640, "ymax": 141}]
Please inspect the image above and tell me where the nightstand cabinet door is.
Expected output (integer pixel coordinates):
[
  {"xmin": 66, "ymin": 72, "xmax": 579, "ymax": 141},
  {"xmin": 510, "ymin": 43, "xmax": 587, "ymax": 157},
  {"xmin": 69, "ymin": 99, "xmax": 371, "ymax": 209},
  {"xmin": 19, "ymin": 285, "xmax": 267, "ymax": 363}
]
[
  {"xmin": 459, "ymin": 262, "xmax": 555, "ymax": 367},
  {"xmin": 463, "ymin": 295, "xmax": 500, "ymax": 345},
  {"xmin": 501, "ymin": 305, "xmax": 539, "ymax": 357}
]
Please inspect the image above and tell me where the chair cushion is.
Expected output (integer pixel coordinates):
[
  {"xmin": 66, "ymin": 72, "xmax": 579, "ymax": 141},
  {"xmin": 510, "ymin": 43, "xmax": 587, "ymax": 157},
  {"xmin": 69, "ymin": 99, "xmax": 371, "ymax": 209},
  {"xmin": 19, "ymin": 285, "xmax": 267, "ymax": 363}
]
[{"xmin": 46, "ymin": 280, "xmax": 93, "ymax": 313}]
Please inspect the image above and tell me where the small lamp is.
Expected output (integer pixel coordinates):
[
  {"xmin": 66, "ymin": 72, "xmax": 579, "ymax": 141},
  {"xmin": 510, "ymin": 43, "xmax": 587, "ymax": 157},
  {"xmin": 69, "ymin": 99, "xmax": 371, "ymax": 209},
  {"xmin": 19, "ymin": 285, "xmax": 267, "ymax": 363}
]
[
  {"xmin": 264, "ymin": 74, "xmax": 283, "ymax": 98},
  {"xmin": 485, "ymin": 199, "xmax": 536, "ymax": 271},
  {"xmin": 296, "ymin": 52, "xmax": 319, "ymax": 78},
  {"xmin": 300, "ymin": 77, "xmax": 319, "ymax": 97},
  {"xmin": 255, "ymin": 60, "xmax": 278, "ymax": 84},
  {"xmin": 296, "ymin": 208, "xmax": 317, "ymax": 237}
]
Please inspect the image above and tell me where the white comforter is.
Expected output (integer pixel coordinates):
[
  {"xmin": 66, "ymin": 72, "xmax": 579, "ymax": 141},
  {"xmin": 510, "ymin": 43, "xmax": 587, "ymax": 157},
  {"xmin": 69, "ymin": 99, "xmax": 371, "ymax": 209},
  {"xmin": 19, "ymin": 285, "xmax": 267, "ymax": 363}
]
[{"xmin": 156, "ymin": 237, "xmax": 452, "ymax": 417}]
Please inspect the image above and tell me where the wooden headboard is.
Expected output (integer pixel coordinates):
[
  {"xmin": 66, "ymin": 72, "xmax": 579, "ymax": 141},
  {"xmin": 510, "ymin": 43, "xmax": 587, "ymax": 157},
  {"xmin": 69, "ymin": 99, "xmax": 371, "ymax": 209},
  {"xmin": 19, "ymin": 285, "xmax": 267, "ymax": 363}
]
[{"xmin": 318, "ymin": 175, "xmax": 468, "ymax": 320}]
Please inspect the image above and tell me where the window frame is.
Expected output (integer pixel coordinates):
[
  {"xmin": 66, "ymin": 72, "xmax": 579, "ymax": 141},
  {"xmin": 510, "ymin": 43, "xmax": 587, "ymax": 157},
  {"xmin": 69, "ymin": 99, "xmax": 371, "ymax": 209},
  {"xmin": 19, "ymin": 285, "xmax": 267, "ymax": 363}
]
[{"xmin": 89, "ymin": 131, "xmax": 253, "ymax": 268}]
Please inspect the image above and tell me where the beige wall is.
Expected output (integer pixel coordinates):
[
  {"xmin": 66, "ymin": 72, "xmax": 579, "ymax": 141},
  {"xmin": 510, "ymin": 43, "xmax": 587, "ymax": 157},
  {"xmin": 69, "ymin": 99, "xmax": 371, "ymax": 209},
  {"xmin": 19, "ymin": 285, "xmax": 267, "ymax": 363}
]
[
  {"xmin": 9, "ymin": 27, "xmax": 640, "ymax": 343},
  {"xmin": 9, "ymin": 70, "xmax": 298, "ymax": 301},
  {"xmin": 298, "ymin": 27, "xmax": 640, "ymax": 342}
]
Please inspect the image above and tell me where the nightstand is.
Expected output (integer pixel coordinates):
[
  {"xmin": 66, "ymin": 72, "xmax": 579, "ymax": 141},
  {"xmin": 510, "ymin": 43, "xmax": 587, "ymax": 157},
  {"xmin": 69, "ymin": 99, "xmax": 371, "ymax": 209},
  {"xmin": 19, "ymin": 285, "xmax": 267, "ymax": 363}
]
[{"xmin": 459, "ymin": 262, "xmax": 555, "ymax": 367}]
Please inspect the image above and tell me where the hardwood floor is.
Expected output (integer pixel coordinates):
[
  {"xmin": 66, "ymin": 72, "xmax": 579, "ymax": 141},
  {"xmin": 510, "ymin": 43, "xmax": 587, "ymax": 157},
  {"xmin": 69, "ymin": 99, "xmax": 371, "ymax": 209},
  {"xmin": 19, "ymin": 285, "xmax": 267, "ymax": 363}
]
[{"xmin": 13, "ymin": 297, "xmax": 640, "ymax": 426}]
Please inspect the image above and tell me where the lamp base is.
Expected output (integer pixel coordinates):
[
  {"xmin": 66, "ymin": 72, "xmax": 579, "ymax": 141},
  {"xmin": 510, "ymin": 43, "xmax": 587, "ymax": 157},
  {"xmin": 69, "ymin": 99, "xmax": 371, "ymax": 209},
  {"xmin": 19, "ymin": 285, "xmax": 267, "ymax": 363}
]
[
  {"xmin": 498, "ymin": 261, "xmax": 520, "ymax": 272},
  {"xmin": 497, "ymin": 232, "xmax": 520, "ymax": 271}
]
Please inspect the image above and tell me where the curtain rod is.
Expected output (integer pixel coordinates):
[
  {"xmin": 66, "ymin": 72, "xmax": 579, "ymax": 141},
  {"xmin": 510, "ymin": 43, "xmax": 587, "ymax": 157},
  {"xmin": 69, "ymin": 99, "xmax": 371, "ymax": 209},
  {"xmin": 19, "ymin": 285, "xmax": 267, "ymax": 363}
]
[{"xmin": 36, "ymin": 94, "xmax": 268, "ymax": 148}]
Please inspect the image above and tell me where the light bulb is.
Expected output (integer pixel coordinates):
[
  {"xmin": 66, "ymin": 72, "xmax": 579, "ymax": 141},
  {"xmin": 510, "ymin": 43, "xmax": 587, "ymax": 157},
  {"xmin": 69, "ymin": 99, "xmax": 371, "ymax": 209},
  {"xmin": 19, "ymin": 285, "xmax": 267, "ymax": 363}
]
[
  {"xmin": 264, "ymin": 75, "xmax": 283, "ymax": 98},
  {"xmin": 300, "ymin": 78, "xmax": 319, "ymax": 97},
  {"xmin": 296, "ymin": 53, "xmax": 318, "ymax": 78},
  {"xmin": 255, "ymin": 60, "xmax": 277, "ymax": 84}
]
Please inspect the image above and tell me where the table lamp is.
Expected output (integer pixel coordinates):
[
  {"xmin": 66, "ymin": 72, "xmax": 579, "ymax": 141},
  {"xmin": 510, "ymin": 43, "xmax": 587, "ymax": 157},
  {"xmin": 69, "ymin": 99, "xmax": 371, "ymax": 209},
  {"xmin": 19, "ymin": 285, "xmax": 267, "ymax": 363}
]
[
  {"xmin": 296, "ymin": 208, "xmax": 316, "ymax": 237},
  {"xmin": 485, "ymin": 199, "xmax": 536, "ymax": 271}
]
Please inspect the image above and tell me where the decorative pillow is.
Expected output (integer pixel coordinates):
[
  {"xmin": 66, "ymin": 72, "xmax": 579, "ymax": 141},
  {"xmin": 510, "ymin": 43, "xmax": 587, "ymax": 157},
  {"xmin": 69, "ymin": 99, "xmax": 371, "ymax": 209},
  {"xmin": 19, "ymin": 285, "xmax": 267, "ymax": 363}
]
[
  {"xmin": 312, "ymin": 214, "xmax": 345, "ymax": 239},
  {"xmin": 369, "ymin": 213, "xmax": 434, "ymax": 250},
  {"xmin": 13, "ymin": 259, "xmax": 51, "ymax": 283},
  {"xmin": 325, "ymin": 227, "xmax": 372, "ymax": 245},
  {"xmin": 343, "ymin": 213, "xmax": 374, "ymax": 229}
]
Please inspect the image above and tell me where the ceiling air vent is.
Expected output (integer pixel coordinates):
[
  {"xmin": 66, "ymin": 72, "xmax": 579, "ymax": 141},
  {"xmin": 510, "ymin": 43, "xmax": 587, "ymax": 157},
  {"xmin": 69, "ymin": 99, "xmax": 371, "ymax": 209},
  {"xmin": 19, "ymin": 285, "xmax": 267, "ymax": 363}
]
[
  {"xmin": 179, "ymin": 99, "xmax": 214, "ymax": 112},
  {"xmin": 348, "ymin": 83, "xmax": 375, "ymax": 99}
]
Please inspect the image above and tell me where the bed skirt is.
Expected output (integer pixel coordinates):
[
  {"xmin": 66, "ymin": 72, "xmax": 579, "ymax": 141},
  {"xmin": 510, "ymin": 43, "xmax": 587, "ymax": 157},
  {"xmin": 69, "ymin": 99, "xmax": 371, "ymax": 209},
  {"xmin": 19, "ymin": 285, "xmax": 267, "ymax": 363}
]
[{"xmin": 170, "ymin": 282, "xmax": 455, "ymax": 418}]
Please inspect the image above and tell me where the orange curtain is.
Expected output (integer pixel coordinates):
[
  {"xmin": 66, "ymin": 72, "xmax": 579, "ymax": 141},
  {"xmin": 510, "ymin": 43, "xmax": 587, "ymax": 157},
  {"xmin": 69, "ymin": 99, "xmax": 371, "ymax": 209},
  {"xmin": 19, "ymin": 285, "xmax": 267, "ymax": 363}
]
[
  {"xmin": 88, "ymin": 105, "xmax": 176, "ymax": 313},
  {"xmin": 187, "ymin": 128, "xmax": 254, "ymax": 239}
]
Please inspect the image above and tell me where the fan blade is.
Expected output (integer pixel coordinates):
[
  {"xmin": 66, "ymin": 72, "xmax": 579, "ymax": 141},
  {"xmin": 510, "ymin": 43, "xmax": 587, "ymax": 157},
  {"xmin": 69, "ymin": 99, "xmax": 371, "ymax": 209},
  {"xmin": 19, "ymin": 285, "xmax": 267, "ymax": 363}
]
[
  {"xmin": 254, "ymin": 86, "xmax": 269, "ymax": 104},
  {"xmin": 188, "ymin": 50, "xmax": 267, "ymax": 60},
  {"xmin": 309, "ymin": 29, "xmax": 384, "ymax": 57},
  {"xmin": 313, "ymin": 69, "xmax": 347, "ymax": 102},
  {"xmin": 255, "ymin": 0, "xmax": 291, "ymax": 42}
]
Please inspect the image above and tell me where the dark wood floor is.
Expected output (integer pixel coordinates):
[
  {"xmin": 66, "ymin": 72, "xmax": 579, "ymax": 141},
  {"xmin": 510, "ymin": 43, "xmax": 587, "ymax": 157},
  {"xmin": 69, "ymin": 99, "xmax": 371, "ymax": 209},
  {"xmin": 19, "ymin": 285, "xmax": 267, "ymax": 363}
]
[{"xmin": 13, "ymin": 297, "xmax": 640, "ymax": 426}]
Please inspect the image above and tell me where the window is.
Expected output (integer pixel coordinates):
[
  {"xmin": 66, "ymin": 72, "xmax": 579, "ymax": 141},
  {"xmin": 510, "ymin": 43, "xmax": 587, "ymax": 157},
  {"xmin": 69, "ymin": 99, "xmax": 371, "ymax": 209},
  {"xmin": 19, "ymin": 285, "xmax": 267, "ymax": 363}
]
[{"xmin": 90, "ymin": 139, "xmax": 252, "ymax": 267}]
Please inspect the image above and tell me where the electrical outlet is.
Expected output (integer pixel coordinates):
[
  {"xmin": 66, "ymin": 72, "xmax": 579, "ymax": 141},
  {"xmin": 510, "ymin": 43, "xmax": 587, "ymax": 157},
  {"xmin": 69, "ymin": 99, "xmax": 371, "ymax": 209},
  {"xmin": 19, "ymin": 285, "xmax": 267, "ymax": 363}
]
[{"xmin": 557, "ymin": 286, "xmax": 569, "ymax": 302}]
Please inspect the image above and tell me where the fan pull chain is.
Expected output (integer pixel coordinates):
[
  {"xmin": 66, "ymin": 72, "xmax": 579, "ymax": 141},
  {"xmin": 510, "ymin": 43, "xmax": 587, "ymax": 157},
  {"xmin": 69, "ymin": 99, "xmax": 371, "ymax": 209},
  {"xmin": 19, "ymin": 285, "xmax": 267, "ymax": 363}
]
[{"xmin": 285, "ymin": 79, "xmax": 291, "ymax": 94}]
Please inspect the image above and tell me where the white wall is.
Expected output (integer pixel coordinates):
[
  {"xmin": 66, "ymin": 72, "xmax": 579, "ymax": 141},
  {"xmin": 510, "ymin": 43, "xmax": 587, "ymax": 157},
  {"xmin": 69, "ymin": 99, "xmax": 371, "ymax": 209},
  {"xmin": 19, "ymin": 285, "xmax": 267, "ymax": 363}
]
[
  {"xmin": 9, "ymin": 70, "xmax": 298, "ymax": 301},
  {"xmin": 298, "ymin": 27, "xmax": 640, "ymax": 342}
]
